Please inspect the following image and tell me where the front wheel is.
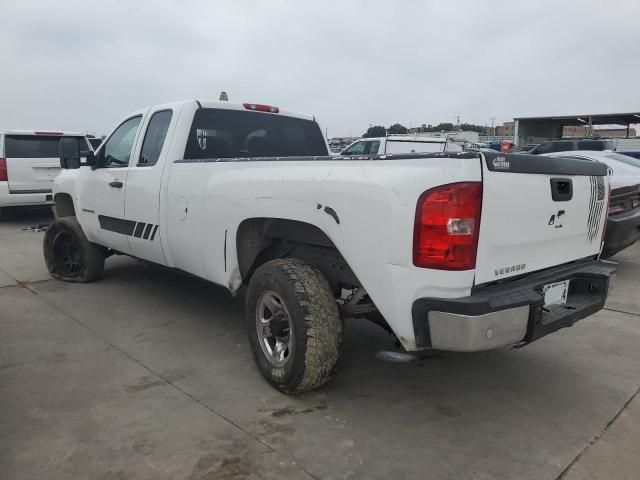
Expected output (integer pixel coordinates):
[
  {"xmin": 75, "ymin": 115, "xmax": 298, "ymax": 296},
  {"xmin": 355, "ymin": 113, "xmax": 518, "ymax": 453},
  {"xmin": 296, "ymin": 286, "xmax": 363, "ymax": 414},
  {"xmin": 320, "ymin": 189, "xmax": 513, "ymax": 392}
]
[
  {"xmin": 43, "ymin": 216, "xmax": 106, "ymax": 282},
  {"xmin": 246, "ymin": 258, "xmax": 343, "ymax": 394}
]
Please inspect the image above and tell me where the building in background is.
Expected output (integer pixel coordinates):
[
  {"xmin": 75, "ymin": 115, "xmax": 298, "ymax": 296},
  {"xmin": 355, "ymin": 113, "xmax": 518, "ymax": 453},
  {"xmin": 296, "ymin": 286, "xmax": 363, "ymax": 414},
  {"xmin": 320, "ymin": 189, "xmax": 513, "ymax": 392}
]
[
  {"xmin": 562, "ymin": 126, "xmax": 636, "ymax": 137},
  {"xmin": 513, "ymin": 112, "xmax": 640, "ymax": 146},
  {"xmin": 495, "ymin": 122, "xmax": 514, "ymax": 136}
]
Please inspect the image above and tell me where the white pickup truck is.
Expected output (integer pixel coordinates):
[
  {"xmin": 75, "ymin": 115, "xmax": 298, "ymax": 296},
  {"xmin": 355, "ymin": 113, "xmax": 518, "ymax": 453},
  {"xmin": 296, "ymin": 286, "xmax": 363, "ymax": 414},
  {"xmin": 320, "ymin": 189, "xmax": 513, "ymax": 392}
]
[
  {"xmin": 45, "ymin": 99, "xmax": 616, "ymax": 394},
  {"xmin": 340, "ymin": 134, "xmax": 460, "ymax": 156}
]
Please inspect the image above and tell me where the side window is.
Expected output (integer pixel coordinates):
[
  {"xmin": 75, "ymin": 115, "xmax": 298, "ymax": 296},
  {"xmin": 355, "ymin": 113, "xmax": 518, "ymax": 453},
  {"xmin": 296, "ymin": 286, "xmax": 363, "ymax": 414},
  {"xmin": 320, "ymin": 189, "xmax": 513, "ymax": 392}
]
[
  {"xmin": 366, "ymin": 140, "xmax": 380, "ymax": 154},
  {"xmin": 343, "ymin": 141, "xmax": 366, "ymax": 155},
  {"xmin": 577, "ymin": 140, "xmax": 610, "ymax": 151},
  {"xmin": 534, "ymin": 142, "xmax": 554, "ymax": 154},
  {"xmin": 102, "ymin": 116, "xmax": 142, "ymax": 168},
  {"xmin": 138, "ymin": 110, "xmax": 173, "ymax": 166},
  {"xmin": 550, "ymin": 141, "xmax": 574, "ymax": 153}
]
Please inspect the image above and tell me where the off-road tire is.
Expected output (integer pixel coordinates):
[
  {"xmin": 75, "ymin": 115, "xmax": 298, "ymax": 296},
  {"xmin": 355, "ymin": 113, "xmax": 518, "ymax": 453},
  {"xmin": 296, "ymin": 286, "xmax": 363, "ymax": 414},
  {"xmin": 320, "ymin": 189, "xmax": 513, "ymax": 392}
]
[
  {"xmin": 43, "ymin": 216, "xmax": 105, "ymax": 282},
  {"xmin": 246, "ymin": 258, "xmax": 343, "ymax": 394}
]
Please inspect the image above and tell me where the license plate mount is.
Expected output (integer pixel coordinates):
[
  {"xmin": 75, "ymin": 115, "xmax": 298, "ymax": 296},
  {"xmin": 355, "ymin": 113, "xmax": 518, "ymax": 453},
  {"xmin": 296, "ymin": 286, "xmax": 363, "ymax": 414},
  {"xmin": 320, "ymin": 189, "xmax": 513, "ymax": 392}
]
[{"xmin": 543, "ymin": 280, "xmax": 570, "ymax": 307}]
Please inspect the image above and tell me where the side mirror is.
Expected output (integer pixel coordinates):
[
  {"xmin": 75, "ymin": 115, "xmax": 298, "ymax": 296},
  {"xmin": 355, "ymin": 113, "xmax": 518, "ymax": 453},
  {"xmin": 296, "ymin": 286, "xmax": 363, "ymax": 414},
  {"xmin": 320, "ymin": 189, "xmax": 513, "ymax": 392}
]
[
  {"xmin": 59, "ymin": 138, "xmax": 96, "ymax": 169},
  {"xmin": 59, "ymin": 137, "xmax": 80, "ymax": 169},
  {"xmin": 81, "ymin": 150, "xmax": 96, "ymax": 168}
]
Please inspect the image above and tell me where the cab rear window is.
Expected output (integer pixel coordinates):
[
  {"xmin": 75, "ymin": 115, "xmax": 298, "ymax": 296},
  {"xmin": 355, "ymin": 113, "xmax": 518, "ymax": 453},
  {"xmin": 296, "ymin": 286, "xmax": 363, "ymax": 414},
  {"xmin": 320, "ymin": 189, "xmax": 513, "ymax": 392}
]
[
  {"xmin": 184, "ymin": 108, "xmax": 328, "ymax": 159},
  {"xmin": 5, "ymin": 135, "xmax": 85, "ymax": 158}
]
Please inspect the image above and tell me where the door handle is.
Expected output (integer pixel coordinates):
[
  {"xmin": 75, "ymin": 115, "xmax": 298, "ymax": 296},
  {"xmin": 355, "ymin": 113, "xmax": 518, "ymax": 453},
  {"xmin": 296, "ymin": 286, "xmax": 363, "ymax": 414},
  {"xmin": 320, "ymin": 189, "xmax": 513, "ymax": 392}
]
[{"xmin": 109, "ymin": 181, "xmax": 123, "ymax": 188}]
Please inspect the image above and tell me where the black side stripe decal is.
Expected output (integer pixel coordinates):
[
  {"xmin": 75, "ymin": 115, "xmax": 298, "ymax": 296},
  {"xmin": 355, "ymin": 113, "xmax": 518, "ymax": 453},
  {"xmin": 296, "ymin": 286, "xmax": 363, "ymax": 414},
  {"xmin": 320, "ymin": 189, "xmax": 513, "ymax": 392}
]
[
  {"xmin": 98, "ymin": 215, "xmax": 136, "ymax": 236},
  {"xmin": 133, "ymin": 222, "xmax": 146, "ymax": 238},
  {"xmin": 98, "ymin": 215, "xmax": 159, "ymax": 242}
]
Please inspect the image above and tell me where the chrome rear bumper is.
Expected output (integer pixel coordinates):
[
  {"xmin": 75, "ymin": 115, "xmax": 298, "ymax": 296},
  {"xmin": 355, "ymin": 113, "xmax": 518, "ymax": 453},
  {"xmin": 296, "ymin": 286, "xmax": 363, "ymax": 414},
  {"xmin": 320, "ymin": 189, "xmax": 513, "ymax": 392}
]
[{"xmin": 412, "ymin": 260, "xmax": 617, "ymax": 352}]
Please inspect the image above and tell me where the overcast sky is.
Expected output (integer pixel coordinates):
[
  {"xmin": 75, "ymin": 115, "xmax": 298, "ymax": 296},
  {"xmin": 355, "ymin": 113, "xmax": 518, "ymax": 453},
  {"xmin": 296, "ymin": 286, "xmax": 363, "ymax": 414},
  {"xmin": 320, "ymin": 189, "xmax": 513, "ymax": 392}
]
[{"xmin": 1, "ymin": 0, "xmax": 639, "ymax": 137}]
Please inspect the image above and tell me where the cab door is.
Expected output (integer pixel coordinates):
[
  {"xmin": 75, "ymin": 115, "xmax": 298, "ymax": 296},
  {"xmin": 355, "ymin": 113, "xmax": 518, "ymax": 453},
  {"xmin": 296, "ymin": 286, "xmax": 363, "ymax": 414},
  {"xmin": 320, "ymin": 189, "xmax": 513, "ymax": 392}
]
[
  {"xmin": 124, "ymin": 106, "xmax": 180, "ymax": 265},
  {"xmin": 78, "ymin": 115, "xmax": 143, "ymax": 253}
]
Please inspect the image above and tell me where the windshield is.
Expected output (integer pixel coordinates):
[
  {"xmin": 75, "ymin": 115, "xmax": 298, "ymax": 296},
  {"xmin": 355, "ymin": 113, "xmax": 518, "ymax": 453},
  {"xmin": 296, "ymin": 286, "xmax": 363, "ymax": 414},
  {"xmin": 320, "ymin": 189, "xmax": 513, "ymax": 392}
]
[
  {"xmin": 606, "ymin": 153, "xmax": 640, "ymax": 169},
  {"xmin": 184, "ymin": 108, "xmax": 328, "ymax": 159}
]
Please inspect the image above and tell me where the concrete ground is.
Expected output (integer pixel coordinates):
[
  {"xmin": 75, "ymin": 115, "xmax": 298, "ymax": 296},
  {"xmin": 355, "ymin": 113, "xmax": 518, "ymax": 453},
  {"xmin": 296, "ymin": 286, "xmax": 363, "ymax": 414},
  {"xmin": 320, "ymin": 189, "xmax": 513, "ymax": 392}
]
[{"xmin": 1, "ymin": 207, "xmax": 639, "ymax": 480}]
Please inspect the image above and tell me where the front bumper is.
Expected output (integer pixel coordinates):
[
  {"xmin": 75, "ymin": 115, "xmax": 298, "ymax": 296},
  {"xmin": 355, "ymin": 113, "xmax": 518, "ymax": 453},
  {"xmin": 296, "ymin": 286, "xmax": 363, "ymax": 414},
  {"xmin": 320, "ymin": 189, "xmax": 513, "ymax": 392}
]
[
  {"xmin": 411, "ymin": 260, "xmax": 616, "ymax": 352},
  {"xmin": 602, "ymin": 208, "xmax": 640, "ymax": 258}
]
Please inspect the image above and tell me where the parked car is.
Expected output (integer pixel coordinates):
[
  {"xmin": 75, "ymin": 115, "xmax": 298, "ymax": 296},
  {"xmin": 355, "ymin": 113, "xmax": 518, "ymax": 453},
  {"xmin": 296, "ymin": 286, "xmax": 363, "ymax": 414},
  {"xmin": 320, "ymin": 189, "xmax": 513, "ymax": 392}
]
[
  {"xmin": 618, "ymin": 150, "xmax": 640, "ymax": 160},
  {"xmin": 0, "ymin": 130, "xmax": 90, "ymax": 219},
  {"xmin": 529, "ymin": 138, "xmax": 615, "ymax": 155},
  {"xmin": 464, "ymin": 142, "xmax": 490, "ymax": 150},
  {"xmin": 542, "ymin": 150, "xmax": 640, "ymax": 257},
  {"xmin": 45, "ymin": 99, "xmax": 615, "ymax": 394},
  {"xmin": 340, "ymin": 134, "xmax": 460, "ymax": 155}
]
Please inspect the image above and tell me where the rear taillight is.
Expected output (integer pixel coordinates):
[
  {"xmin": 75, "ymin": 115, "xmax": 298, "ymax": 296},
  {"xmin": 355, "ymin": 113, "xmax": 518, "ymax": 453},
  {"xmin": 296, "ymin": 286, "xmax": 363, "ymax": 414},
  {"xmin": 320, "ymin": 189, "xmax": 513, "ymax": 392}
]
[
  {"xmin": 608, "ymin": 201, "xmax": 625, "ymax": 215},
  {"xmin": 243, "ymin": 103, "xmax": 279, "ymax": 113},
  {"xmin": 413, "ymin": 182, "xmax": 482, "ymax": 270},
  {"xmin": 0, "ymin": 158, "xmax": 7, "ymax": 181},
  {"xmin": 608, "ymin": 193, "xmax": 640, "ymax": 216}
]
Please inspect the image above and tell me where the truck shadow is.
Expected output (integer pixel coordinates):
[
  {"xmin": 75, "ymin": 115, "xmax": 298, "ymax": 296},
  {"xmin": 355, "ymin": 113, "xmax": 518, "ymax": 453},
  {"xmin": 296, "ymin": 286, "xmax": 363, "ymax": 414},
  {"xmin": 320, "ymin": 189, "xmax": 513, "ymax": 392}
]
[{"xmin": 0, "ymin": 205, "xmax": 53, "ymax": 224}]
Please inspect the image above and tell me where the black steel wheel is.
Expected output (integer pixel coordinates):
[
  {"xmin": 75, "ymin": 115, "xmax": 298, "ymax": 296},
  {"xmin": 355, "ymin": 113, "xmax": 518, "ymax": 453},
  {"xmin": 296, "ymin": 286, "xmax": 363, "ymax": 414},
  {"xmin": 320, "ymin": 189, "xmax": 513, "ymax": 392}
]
[
  {"xmin": 44, "ymin": 217, "xmax": 105, "ymax": 282},
  {"xmin": 51, "ymin": 231, "xmax": 83, "ymax": 277}
]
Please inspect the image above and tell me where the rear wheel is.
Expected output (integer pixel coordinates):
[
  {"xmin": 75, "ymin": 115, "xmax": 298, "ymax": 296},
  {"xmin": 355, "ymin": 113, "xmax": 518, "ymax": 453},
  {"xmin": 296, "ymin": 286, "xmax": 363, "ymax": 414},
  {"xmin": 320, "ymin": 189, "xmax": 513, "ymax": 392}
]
[
  {"xmin": 43, "ymin": 216, "xmax": 105, "ymax": 282},
  {"xmin": 246, "ymin": 258, "xmax": 343, "ymax": 394}
]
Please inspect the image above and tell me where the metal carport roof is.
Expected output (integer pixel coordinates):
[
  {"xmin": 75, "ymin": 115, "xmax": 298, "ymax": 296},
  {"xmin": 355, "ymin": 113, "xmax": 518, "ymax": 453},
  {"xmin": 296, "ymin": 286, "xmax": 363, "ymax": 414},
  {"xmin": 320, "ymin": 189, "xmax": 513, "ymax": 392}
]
[{"xmin": 514, "ymin": 112, "xmax": 640, "ymax": 127}]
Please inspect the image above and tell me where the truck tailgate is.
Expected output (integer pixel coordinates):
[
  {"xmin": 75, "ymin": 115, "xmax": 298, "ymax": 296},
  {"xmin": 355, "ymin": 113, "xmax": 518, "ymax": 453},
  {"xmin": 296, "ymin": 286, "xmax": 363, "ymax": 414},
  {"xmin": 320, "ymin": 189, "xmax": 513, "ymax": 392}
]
[{"xmin": 475, "ymin": 152, "xmax": 609, "ymax": 285}]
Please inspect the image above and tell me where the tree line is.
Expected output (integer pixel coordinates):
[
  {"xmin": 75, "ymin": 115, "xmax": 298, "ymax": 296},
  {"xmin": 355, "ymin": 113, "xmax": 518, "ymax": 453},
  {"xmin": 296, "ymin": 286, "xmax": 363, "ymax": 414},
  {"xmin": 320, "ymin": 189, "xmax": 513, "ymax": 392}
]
[{"xmin": 363, "ymin": 122, "xmax": 487, "ymax": 138}]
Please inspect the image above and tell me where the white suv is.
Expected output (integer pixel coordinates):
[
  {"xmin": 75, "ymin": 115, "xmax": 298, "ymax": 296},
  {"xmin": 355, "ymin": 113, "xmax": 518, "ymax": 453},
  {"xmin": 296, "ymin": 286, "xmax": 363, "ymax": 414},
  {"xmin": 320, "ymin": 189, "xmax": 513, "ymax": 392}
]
[{"xmin": 0, "ymin": 130, "xmax": 89, "ymax": 219}]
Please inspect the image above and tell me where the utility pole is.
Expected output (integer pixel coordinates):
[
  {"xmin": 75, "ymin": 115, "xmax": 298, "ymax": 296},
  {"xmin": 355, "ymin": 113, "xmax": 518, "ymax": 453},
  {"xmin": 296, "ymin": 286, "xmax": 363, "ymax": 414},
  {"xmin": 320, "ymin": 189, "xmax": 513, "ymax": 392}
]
[
  {"xmin": 490, "ymin": 117, "xmax": 496, "ymax": 136},
  {"xmin": 455, "ymin": 115, "xmax": 460, "ymax": 129}
]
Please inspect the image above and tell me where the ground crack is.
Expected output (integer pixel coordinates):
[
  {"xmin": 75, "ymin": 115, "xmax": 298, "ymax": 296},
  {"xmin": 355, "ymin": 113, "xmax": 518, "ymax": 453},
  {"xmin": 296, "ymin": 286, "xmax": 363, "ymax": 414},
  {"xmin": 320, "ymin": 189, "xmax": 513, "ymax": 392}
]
[
  {"xmin": 603, "ymin": 306, "xmax": 640, "ymax": 318},
  {"xmin": 556, "ymin": 384, "xmax": 640, "ymax": 479}
]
